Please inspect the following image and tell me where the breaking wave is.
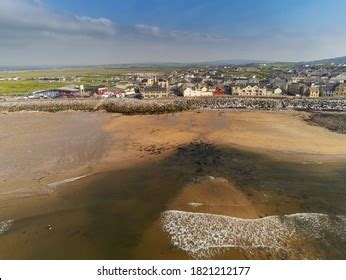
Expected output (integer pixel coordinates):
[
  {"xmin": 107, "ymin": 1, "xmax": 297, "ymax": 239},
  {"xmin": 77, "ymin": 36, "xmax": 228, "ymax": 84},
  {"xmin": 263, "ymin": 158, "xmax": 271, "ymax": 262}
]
[
  {"xmin": 0, "ymin": 174, "xmax": 91, "ymax": 199},
  {"xmin": 0, "ymin": 220, "xmax": 14, "ymax": 234},
  {"xmin": 161, "ymin": 210, "xmax": 346, "ymax": 259},
  {"xmin": 47, "ymin": 174, "xmax": 91, "ymax": 194},
  {"xmin": 0, "ymin": 187, "xmax": 37, "ymax": 198}
]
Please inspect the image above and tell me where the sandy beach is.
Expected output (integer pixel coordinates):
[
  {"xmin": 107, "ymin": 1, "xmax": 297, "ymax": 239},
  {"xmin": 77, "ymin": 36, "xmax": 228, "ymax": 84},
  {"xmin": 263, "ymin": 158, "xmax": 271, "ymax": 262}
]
[
  {"xmin": 1, "ymin": 111, "xmax": 345, "ymax": 186},
  {"xmin": 0, "ymin": 110, "xmax": 345, "ymax": 259}
]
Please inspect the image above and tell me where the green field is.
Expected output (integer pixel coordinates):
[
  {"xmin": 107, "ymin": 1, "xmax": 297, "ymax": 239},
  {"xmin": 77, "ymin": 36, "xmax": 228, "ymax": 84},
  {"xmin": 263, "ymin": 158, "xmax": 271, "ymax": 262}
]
[
  {"xmin": 0, "ymin": 67, "xmax": 169, "ymax": 79},
  {"xmin": 0, "ymin": 81, "xmax": 70, "ymax": 95},
  {"xmin": 0, "ymin": 67, "xmax": 170, "ymax": 95},
  {"xmin": 0, "ymin": 80, "xmax": 134, "ymax": 95}
]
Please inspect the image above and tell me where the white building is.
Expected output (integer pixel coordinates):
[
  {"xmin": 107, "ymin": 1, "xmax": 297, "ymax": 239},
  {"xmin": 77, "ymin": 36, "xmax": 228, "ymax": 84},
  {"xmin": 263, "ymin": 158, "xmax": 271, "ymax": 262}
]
[
  {"xmin": 274, "ymin": 88, "xmax": 283, "ymax": 95},
  {"xmin": 232, "ymin": 85, "xmax": 267, "ymax": 96},
  {"xmin": 183, "ymin": 87, "xmax": 213, "ymax": 97},
  {"xmin": 330, "ymin": 74, "xmax": 346, "ymax": 84}
]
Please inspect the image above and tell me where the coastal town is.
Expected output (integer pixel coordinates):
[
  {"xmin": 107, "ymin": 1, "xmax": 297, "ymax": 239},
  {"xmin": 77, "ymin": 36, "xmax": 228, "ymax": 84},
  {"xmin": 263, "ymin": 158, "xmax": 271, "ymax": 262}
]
[
  {"xmin": 2, "ymin": 0, "xmax": 346, "ymax": 274},
  {"xmin": 1, "ymin": 62, "xmax": 346, "ymax": 100}
]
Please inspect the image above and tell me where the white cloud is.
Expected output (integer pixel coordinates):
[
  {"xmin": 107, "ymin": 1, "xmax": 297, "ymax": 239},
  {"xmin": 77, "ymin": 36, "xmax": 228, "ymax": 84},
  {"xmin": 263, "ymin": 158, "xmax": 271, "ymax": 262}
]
[
  {"xmin": 76, "ymin": 16, "xmax": 113, "ymax": 27},
  {"xmin": 0, "ymin": 0, "xmax": 345, "ymax": 65},
  {"xmin": 133, "ymin": 24, "xmax": 225, "ymax": 42},
  {"xmin": 169, "ymin": 31, "xmax": 225, "ymax": 42},
  {"xmin": 0, "ymin": 0, "xmax": 115, "ymax": 37},
  {"xmin": 0, "ymin": 0, "xmax": 223, "ymax": 49},
  {"xmin": 135, "ymin": 24, "xmax": 161, "ymax": 36}
]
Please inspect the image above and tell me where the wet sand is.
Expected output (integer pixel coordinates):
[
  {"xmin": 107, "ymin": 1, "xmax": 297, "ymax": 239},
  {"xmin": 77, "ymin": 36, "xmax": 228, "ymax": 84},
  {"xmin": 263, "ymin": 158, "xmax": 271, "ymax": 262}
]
[
  {"xmin": 0, "ymin": 111, "xmax": 112, "ymax": 194},
  {"xmin": 0, "ymin": 111, "xmax": 345, "ymax": 259}
]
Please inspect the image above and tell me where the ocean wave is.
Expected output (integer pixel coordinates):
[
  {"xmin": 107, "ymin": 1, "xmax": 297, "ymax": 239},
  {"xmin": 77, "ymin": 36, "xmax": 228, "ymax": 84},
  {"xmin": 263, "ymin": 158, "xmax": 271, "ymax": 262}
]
[
  {"xmin": 161, "ymin": 210, "xmax": 346, "ymax": 259},
  {"xmin": 0, "ymin": 174, "xmax": 91, "ymax": 199},
  {"xmin": 0, "ymin": 220, "xmax": 14, "ymax": 234},
  {"xmin": 0, "ymin": 187, "xmax": 37, "ymax": 198},
  {"xmin": 47, "ymin": 174, "xmax": 91, "ymax": 194}
]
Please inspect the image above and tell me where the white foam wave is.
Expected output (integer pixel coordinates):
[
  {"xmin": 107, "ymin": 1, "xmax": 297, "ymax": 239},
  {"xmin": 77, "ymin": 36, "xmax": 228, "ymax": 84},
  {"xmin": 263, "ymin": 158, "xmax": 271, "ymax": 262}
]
[
  {"xmin": 161, "ymin": 210, "xmax": 346, "ymax": 259},
  {"xmin": 0, "ymin": 187, "xmax": 37, "ymax": 198},
  {"xmin": 0, "ymin": 174, "xmax": 91, "ymax": 199},
  {"xmin": 0, "ymin": 220, "xmax": 14, "ymax": 234},
  {"xmin": 188, "ymin": 203, "xmax": 204, "ymax": 208},
  {"xmin": 47, "ymin": 174, "xmax": 91, "ymax": 194}
]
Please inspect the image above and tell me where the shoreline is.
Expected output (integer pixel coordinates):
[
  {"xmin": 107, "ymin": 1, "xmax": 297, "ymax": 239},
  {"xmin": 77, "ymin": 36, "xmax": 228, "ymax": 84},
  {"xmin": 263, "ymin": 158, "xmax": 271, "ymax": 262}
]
[{"xmin": 0, "ymin": 96, "xmax": 345, "ymax": 115}]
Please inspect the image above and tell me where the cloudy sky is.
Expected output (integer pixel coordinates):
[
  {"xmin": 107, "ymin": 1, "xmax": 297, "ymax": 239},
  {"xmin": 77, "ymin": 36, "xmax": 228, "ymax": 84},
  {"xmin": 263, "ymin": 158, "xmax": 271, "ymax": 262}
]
[{"xmin": 0, "ymin": 0, "xmax": 345, "ymax": 65}]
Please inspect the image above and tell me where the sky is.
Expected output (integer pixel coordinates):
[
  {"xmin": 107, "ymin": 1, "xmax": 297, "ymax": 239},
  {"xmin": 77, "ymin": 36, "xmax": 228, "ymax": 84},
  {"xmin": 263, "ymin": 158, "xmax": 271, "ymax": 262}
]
[{"xmin": 0, "ymin": 0, "xmax": 345, "ymax": 65}]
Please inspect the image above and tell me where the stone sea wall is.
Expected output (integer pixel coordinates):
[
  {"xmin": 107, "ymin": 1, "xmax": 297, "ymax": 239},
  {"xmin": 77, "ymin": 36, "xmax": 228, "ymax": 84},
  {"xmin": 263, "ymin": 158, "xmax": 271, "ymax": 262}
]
[{"xmin": 0, "ymin": 96, "xmax": 345, "ymax": 114}]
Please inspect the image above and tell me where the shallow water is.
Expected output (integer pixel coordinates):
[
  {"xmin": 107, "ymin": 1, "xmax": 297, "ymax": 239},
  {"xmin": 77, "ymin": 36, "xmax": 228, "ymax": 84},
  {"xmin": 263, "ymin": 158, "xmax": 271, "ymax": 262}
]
[{"xmin": 0, "ymin": 142, "xmax": 345, "ymax": 259}]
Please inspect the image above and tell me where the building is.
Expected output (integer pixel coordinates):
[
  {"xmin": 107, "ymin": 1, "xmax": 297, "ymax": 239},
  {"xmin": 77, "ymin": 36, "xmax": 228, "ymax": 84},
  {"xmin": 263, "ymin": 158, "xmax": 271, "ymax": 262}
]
[
  {"xmin": 183, "ymin": 88, "xmax": 197, "ymax": 97},
  {"xmin": 248, "ymin": 76, "xmax": 259, "ymax": 84},
  {"xmin": 334, "ymin": 83, "xmax": 346, "ymax": 97},
  {"xmin": 157, "ymin": 78, "xmax": 170, "ymax": 89},
  {"xmin": 98, "ymin": 87, "xmax": 126, "ymax": 97},
  {"xmin": 28, "ymin": 85, "xmax": 83, "ymax": 99},
  {"xmin": 139, "ymin": 75, "xmax": 170, "ymax": 98},
  {"xmin": 232, "ymin": 85, "xmax": 267, "ymax": 96},
  {"xmin": 183, "ymin": 86, "xmax": 213, "ymax": 97},
  {"xmin": 273, "ymin": 88, "xmax": 283, "ymax": 95},
  {"xmin": 330, "ymin": 73, "xmax": 346, "ymax": 84},
  {"xmin": 143, "ymin": 76, "xmax": 170, "ymax": 89},
  {"xmin": 213, "ymin": 87, "xmax": 225, "ymax": 96},
  {"xmin": 84, "ymin": 86, "xmax": 100, "ymax": 96},
  {"xmin": 287, "ymin": 83, "xmax": 309, "ymax": 96},
  {"xmin": 308, "ymin": 86, "xmax": 320, "ymax": 98},
  {"xmin": 234, "ymin": 78, "xmax": 249, "ymax": 85},
  {"xmin": 266, "ymin": 87, "xmax": 283, "ymax": 96},
  {"xmin": 58, "ymin": 85, "xmax": 84, "ymax": 97},
  {"xmin": 141, "ymin": 86, "xmax": 169, "ymax": 98},
  {"xmin": 28, "ymin": 89, "xmax": 61, "ymax": 99},
  {"xmin": 270, "ymin": 77, "xmax": 287, "ymax": 89},
  {"xmin": 321, "ymin": 84, "xmax": 337, "ymax": 97}
]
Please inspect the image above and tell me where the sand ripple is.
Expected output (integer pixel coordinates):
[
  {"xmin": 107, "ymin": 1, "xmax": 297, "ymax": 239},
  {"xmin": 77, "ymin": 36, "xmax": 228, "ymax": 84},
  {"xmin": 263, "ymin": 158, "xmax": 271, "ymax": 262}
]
[{"xmin": 161, "ymin": 210, "xmax": 346, "ymax": 259}]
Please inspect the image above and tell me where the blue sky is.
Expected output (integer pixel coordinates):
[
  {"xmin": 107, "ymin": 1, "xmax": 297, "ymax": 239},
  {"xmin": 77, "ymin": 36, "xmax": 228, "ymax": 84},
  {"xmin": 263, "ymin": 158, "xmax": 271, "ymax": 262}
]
[
  {"xmin": 0, "ymin": 0, "xmax": 345, "ymax": 65},
  {"xmin": 44, "ymin": 0, "xmax": 346, "ymax": 35}
]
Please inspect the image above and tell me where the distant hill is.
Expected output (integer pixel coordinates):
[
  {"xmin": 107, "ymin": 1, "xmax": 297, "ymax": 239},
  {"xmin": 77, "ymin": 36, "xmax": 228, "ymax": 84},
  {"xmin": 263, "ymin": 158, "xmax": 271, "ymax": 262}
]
[
  {"xmin": 110, "ymin": 59, "xmax": 271, "ymax": 68},
  {"xmin": 197, "ymin": 59, "xmax": 271, "ymax": 66},
  {"xmin": 1, "ymin": 56, "xmax": 345, "ymax": 71},
  {"xmin": 306, "ymin": 56, "xmax": 346, "ymax": 65},
  {"xmin": 0, "ymin": 60, "xmax": 273, "ymax": 71}
]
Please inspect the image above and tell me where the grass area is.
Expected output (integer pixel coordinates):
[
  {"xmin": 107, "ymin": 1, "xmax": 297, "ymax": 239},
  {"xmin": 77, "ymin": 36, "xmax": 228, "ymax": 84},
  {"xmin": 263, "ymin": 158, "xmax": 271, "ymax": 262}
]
[
  {"xmin": 0, "ymin": 67, "xmax": 169, "ymax": 80},
  {"xmin": 0, "ymin": 81, "xmax": 70, "ymax": 95},
  {"xmin": 0, "ymin": 80, "xmax": 133, "ymax": 95},
  {"xmin": 263, "ymin": 62, "xmax": 297, "ymax": 70},
  {"xmin": 0, "ymin": 67, "xmax": 172, "ymax": 95}
]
